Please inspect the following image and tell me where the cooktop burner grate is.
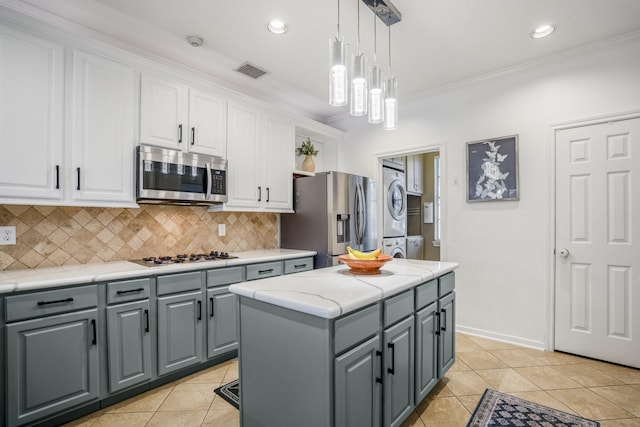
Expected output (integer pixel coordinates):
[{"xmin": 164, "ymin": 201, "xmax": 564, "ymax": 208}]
[{"xmin": 133, "ymin": 251, "xmax": 237, "ymax": 266}]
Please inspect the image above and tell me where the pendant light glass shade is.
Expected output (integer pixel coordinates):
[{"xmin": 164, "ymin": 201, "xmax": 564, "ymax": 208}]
[
  {"xmin": 383, "ymin": 76, "xmax": 397, "ymax": 131},
  {"xmin": 368, "ymin": 64, "xmax": 383, "ymax": 123},
  {"xmin": 329, "ymin": 37, "xmax": 348, "ymax": 107},
  {"xmin": 350, "ymin": 53, "xmax": 367, "ymax": 116}
]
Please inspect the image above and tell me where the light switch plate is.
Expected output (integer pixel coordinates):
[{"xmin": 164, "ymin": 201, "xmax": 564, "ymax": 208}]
[
  {"xmin": 218, "ymin": 224, "xmax": 226, "ymax": 236},
  {"xmin": 0, "ymin": 226, "xmax": 16, "ymax": 245}
]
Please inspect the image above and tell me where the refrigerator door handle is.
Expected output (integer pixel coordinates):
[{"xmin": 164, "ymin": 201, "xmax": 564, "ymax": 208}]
[{"xmin": 358, "ymin": 182, "xmax": 366, "ymax": 245}]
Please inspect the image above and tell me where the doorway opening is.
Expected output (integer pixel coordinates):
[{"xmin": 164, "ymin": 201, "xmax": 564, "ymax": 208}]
[{"xmin": 377, "ymin": 147, "xmax": 443, "ymax": 261}]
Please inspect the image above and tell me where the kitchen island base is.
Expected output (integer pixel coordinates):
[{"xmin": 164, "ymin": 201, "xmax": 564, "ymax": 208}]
[{"xmin": 233, "ymin": 266, "xmax": 457, "ymax": 427}]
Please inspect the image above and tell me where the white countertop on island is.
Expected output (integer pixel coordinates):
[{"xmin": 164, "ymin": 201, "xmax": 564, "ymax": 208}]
[
  {"xmin": 0, "ymin": 249, "xmax": 316, "ymax": 294},
  {"xmin": 229, "ymin": 259, "xmax": 458, "ymax": 319}
]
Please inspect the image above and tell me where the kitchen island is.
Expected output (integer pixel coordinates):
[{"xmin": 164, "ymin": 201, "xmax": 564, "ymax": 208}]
[{"xmin": 229, "ymin": 259, "xmax": 458, "ymax": 427}]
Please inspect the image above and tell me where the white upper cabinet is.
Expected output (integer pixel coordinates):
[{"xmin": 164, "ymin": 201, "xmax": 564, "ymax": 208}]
[
  {"xmin": 69, "ymin": 50, "xmax": 137, "ymax": 204},
  {"xmin": 0, "ymin": 27, "xmax": 64, "ymax": 201},
  {"xmin": 221, "ymin": 100, "xmax": 294, "ymax": 212},
  {"xmin": 140, "ymin": 73, "xmax": 227, "ymax": 158},
  {"xmin": 407, "ymin": 154, "xmax": 424, "ymax": 195}
]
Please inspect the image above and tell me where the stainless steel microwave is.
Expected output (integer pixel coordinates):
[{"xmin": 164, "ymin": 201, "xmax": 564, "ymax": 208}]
[{"xmin": 136, "ymin": 145, "xmax": 227, "ymax": 205}]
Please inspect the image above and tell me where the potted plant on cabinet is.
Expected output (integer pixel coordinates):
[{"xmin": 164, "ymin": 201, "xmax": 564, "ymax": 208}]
[{"xmin": 296, "ymin": 137, "xmax": 319, "ymax": 173}]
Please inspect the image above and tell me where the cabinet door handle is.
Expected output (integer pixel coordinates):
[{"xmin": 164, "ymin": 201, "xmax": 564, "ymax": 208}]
[
  {"xmin": 441, "ymin": 308, "xmax": 447, "ymax": 332},
  {"xmin": 76, "ymin": 167, "xmax": 81, "ymax": 191},
  {"xmin": 91, "ymin": 319, "xmax": 97, "ymax": 345},
  {"xmin": 144, "ymin": 309, "xmax": 150, "ymax": 333},
  {"xmin": 191, "ymin": 127, "xmax": 195, "ymax": 145},
  {"xmin": 197, "ymin": 300, "xmax": 202, "ymax": 321},
  {"xmin": 435, "ymin": 311, "xmax": 441, "ymax": 336},
  {"xmin": 376, "ymin": 350, "xmax": 383, "ymax": 384},
  {"xmin": 116, "ymin": 287, "xmax": 145, "ymax": 295},
  {"xmin": 178, "ymin": 124, "xmax": 183, "ymax": 143},
  {"xmin": 266, "ymin": 187, "xmax": 270, "ymax": 202},
  {"xmin": 257, "ymin": 186, "xmax": 262, "ymax": 202},
  {"xmin": 55, "ymin": 165, "xmax": 60, "ymax": 189},
  {"xmin": 294, "ymin": 264, "xmax": 307, "ymax": 269},
  {"xmin": 387, "ymin": 342, "xmax": 395, "ymax": 374},
  {"xmin": 210, "ymin": 297, "xmax": 214, "ymax": 318},
  {"xmin": 37, "ymin": 297, "xmax": 73, "ymax": 306},
  {"xmin": 258, "ymin": 268, "xmax": 274, "ymax": 274}
]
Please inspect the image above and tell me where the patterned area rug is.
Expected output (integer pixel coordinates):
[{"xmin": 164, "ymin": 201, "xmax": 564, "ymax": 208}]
[
  {"xmin": 213, "ymin": 379, "xmax": 239, "ymax": 409},
  {"xmin": 467, "ymin": 389, "xmax": 600, "ymax": 426}
]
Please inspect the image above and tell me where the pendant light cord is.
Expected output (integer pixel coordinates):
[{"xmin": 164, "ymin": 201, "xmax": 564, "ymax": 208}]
[
  {"xmin": 387, "ymin": 12, "xmax": 392, "ymax": 72},
  {"xmin": 373, "ymin": 14, "xmax": 377, "ymax": 64},
  {"xmin": 356, "ymin": 0, "xmax": 361, "ymax": 54},
  {"xmin": 337, "ymin": 0, "xmax": 341, "ymax": 37}
]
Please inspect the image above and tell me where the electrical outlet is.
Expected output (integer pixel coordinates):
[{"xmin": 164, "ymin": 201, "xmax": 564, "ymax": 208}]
[
  {"xmin": 0, "ymin": 226, "xmax": 16, "ymax": 245},
  {"xmin": 218, "ymin": 224, "xmax": 226, "ymax": 237}
]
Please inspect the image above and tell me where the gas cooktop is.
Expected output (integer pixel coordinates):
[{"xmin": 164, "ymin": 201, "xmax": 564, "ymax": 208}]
[{"xmin": 131, "ymin": 251, "xmax": 238, "ymax": 267}]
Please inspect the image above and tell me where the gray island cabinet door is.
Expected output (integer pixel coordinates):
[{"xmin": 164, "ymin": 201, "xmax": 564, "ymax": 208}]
[
  {"xmin": 157, "ymin": 291, "xmax": 203, "ymax": 376},
  {"xmin": 107, "ymin": 300, "xmax": 152, "ymax": 393},
  {"xmin": 383, "ymin": 316, "xmax": 415, "ymax": 427},
  {"xmin": 415, "ymin": 302, "xmax": 438, "ymax": 403},
  {"xmin": 438, "ymin": 292, "xmax": 455, "ymax": 378},
  {"xmin": 334, "ymin": 335, "xmax": 382, "ymax": 427},
  {"xmin": 206, "ymin": 287, "xmax": 238, "ymax": 358},
  {"xmin": 6, "ymin": 309, "xmax": 99, "ymax": 427}
]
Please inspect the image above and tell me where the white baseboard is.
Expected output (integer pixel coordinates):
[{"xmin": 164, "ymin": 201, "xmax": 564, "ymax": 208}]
[{"xmin": 456, "ymin": 325, "xmax": 546, "ymax": 351}]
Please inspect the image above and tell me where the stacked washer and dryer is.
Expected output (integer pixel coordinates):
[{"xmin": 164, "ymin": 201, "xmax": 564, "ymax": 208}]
[{"xmin": 382, "ymin": 159, "xmax": 407, "ymax": 258}]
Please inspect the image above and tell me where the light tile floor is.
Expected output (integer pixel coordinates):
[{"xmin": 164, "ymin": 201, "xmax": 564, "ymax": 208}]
[{"xmin": 66, "ymin": 333, "xmax": 640, "ymax": 427}]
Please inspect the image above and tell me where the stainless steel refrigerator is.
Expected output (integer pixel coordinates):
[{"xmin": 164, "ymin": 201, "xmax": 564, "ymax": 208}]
[{"xmin": 281, "ymin": 171, "xmax": 377, "ymax": 268}]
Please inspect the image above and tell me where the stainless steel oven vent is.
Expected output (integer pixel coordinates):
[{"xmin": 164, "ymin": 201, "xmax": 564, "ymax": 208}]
[{"xmin": 235, "ymin": 62, "xmax": 269, "ymax": 79}]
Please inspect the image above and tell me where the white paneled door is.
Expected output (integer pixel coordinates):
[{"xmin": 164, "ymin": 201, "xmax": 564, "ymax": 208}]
[{"xmin": 555, "ymin": 117, "xmax": 640, "ymax": 368}]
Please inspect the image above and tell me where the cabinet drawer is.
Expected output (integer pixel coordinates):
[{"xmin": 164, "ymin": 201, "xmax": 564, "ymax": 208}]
[
  {"xmin": 415, "ymin": 279, "xmax": 438, "ymax": 310},
  {"xmin": 246, "ymin": 261, "xmax": 283, "ymax": 281},
  {"xmin": 384, "ymin": 289, "xmax": 414, "ymax": 328},
  {"xmin": 439, "ymin": 272, "xmax": 455, "ymax": 297},
  {"xmin": 157, "ymin": 271, "xmax": 202, "ymax": 296},
  {"xmin": 206, "ymin": 266, "xmax": 245, "ymax": 288},
  {"xmin": 107, "ymin": 278, "xmax": 151, "ymax": 304},
  {"xmin": 283, "ymin": 257, "xmax": 314, "ymax": 274},
  {"xmin": 5, "ymin": 285, "xmax": 98, "ymax": 322},
  {"xmin": 334, "ymin": 304, "xmax": 381, "ymax": 355}
]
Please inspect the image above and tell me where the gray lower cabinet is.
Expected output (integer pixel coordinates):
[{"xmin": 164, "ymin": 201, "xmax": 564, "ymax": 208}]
[
  {"xmin": 6, "ymin": 309, "xmax": 99, "ymax": 427},
  {"xmin": 106, "ymin": 300, "xmax": 152, "ymax": 393},
  {"xmin": 438, "ymin": 291, "xmax": 455, "ymax": 377},
  {"xmin": 157, "ymin": 290, "xmax": 203, "ymax": 376},
  {"xmin": 383, "ymin": 316, "xmax": 414, "ymax": 427},
  {"xmin": 334, "ymin": 335, "xmax": 382, "ymax": 427},
  {"xmin": 207, "ymin": 287, "xmax": 238, "ymax": 358},
  {"xmin": 415, "ymin": 301, "xmax": 438, "ymax": 403}
]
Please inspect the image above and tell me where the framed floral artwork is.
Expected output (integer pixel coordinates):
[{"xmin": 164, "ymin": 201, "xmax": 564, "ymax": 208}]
[{"xmin": 466, "ymin": 134, "xmax": 519, "ymax": 202}]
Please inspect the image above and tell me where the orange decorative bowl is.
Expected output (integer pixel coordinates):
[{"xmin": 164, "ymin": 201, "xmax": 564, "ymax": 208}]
[{"xmin": 338, "ymin": 253, "xmax": 393, "ymax": 275}]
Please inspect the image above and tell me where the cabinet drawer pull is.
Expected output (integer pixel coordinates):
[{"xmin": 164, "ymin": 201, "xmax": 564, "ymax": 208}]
[
  {"xmin": 294, "ymin": 264, "xmax": 307, "ymax": 269},
  {"xmin": 441, "ymin": 308, "xmax": 447, "ymax": 332},
  {"xmin": 197, "ymin": 300, "xmax": 202, "ymax": 321},
  {"xmin": 178, "ymin": 124, "xmax": 183, "ymax": 143},
  {"xmin": 210, "ymin": 297, "xmax": 214, "ymax": 318},
  {"xmin": 376, "ymin": 350, "xmax": 383, "ymax": 384},
  {"xmin": 257, "ymin": 186, "xmax": 262, "ymax": 202},
  {"xmin": 435, "ymin": 311, "xmax": 441, "ymax": 336},
  {"xmin": 76, "ymin": 167, "xmax": 81, "ymax": 191},
  {"xmin": 55, "ymin": 165, "xmax": 60, "ymax": 189},
  {"xmin": 258, "ymin": 268, "xmax": 274, "ymax": 274},
  {"xmin": 91, "ymin": 319, "xmax": 97, "ymax": 345},
  {"xmin": 191, "ymin": 127, "xmax": 195, "ymax": 145},
  {"xmin": 37, "ymin": 297, "xmax": 74, "ymax": 306},
  {"xmin": 116, "ymin": 287, "xmax": 145, "ymax": 295},
  {"xmin": 144, "ymin": 309, "xmax": 150, "ymax": 333},
  {"xmin": 266, "ymin": 187, "xmax": 270, "ymax": 202},
  {"xmin": 387, "ymin": 342, "xmax": 395, "ymax": 375}
]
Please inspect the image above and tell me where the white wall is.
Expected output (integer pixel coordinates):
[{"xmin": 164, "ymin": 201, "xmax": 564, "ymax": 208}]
[{"xmin": 330, "ymin": 35, "xmax": 640, "ymax": 348}]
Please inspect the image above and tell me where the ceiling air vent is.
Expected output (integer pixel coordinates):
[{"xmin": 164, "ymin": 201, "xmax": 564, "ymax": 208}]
[{"xmin": 235, "ymin": 62, "xmax": 269, "ymax": 79}]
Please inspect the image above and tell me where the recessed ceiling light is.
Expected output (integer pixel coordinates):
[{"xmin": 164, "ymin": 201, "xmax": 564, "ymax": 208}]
[
  {"xmin": 531, "ymin": 24, "xmax": 555, "ymax": 39},
  {"xmin": 267, "ymin": 19, "xmax": 288, "ymax": 35}
]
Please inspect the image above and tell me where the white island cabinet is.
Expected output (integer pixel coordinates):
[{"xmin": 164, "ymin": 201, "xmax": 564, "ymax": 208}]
[{"xmin": 229, "ymin": 259, "xmax": 458, "ymax": 427}]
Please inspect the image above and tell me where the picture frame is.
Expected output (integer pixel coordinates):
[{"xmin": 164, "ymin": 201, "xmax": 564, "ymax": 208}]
[{"xmin": 466, "ymin": 134, "xmax": 519, "ymax": 202}]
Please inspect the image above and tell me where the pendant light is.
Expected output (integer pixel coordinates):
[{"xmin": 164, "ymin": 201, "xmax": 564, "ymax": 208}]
[
  {"xmin": 350, "ymin": 0, "xmax": 367, "ymax": 116},
  {"xmin": 368, "ymin": 15, "xmax": 383, "ymax": 123},
  {"xmin": 329, "ymin": 0, "xmax": 348, "ymax": 107},
  {"xmin": 383, "ymin": 13, "xmax": 397, "ymax": 131}
]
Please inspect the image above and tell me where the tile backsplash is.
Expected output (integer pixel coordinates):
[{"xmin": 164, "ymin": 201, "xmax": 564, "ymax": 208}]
[{"xmin": 0, "ymin": 205, "xmax": 278, "ymax": 270}]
